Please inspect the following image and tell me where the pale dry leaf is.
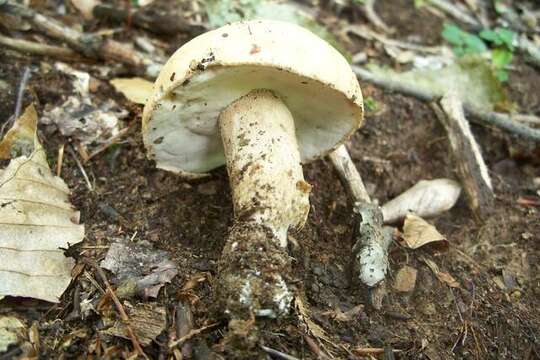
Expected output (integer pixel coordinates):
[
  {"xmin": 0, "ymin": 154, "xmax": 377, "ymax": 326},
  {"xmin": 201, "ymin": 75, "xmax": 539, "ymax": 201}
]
[
  {"xmin": 70, "ymin": 0, "xmax": 100, "ymax": 19},
  {"xmin": 436, "ymin": 272, "xmax": 461, "ymax": 288},
  {"xmin": 382, "ymin": 178, "xmax": 461, "ymax": 224},
  {"xmin": 41, "ymin": 63, "xmax": 127, "ymax": 146},
  {"xmin": 0, "ymin": 316, "xmax": 25, "ymax": 352},
  {"xmin": 0, "ymin": 105, "xmax": 84, "ymax": 303},
  {"xmin": 402, "ymin": 213, "xmax": 448, "ymax": 250},
  {"xmin": 422, "ymin": 257, "xmax": 461, "ymax": 288},
  {"xmin": 101, "ymin": 303, "xmax": 166, "ymax": 346},
  {"xmin": 100, "ymin": 240, "xmax": 178, "ymax": 299},
  {"xmin": 110, "ymin": 77, "xmax": 154, "ymax": 105},
  {"xmin": 393, "ymin": 265, "xmax": 418, "ymax": 292},
  {"xmin": 295, "ymin": 296, "xmax": 331, "ymax": 344}
]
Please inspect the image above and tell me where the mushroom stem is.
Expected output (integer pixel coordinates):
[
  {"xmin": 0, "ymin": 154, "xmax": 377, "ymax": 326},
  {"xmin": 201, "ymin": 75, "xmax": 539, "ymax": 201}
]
[{"xmin": 217, "ymin": 89, "xmax": 311, "ymax": 318}]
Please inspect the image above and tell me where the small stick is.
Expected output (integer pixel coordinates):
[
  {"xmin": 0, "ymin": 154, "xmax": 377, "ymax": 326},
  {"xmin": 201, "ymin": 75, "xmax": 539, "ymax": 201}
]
[
  {"xmin": 352, "ymin": 66, "xmax": 540, "ymax": 142},
  {"xmin": 0, "ymin": 34, "xmax": 80, "ymax": 60},
  {"xmin": 175, "ymin": 301, "xmax": 194, "ymax": 359},
  {"xmin": 85, "ymin": 125, "xmax": 131, "ymax": 162},
  {"xmin": 427, "ymin": 0, "xmax": 481, "ymax": 29},
  {"xmin": 92, "ymin": 4, "xmax": 206, "ymax": 37},
  {"xmin": 13, "ymin": 66, "xmax": 31, "ymax": 120},
  {"xmin": 347, "ymin": 25, "xmax": 442, "ymax": 54},
  {"xmin": 0, "ymin": 65, "xmax": 31, "ymax": 138},
  {"xmin": 328, "ymin": 145, "xmax": 393, "ymax": 307},
  {"xmin": 432, "ymin": 93, "xmax": 494, "ymax": 220},
  {"xmin": 81, "ymin": 257, "xmax": 149, "ymax": 359},
  {"xmin": 260, "ymin": 345, "xmax": 300, "ymax": 360},
  {"xmin": 328, "ymin": 144, "xmax": 370, "ymax": 203},
  {"xmin": 168, "ymin": 323, "xmax": 218, "ymax": 350},
  {"xmin": 0, "ymin": 1, "xmax": 162, "ymax": 78},
  {"xmin": 362, "ymin": 0, "xmax": 393, "ymax": 34},
  {"xmin": 67, "ymin": 145, "xmax": 93, "ymax": 191},
  {"xmin": 56, "ymin": 144, "xmax": 64, "ymax": 177}
]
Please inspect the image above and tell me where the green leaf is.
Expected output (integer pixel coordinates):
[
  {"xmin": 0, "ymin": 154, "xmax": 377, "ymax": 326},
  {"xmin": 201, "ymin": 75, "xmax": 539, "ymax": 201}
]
[
  {"xmin": 463, "ymin": 34, "xmax": 487, "ymax": 53},
  {"xmin": 479, "ymin": 30, "xmax": 500, "ymax": 44},
  {"xmin": 492, "ymin": 48, "xmax": 513, "ymax": 68},
  {"xmin": 496, "ymin": 28, "xmax": 515, "ymax": 50},
  {"xmin": 442, "ymin": 24, "xmax": 487, "ymax": 56},
  {"xmin": 366, "ymin": 56, "xmax": 511, "ymax": 111},
  {"xmin": 495, "ymin": 69, "xmax": 509, "ymax": 82},
  {"xmin": 414, "ymin": 0, "xmax": 426, "ymax": 7},
  {"xmin": 364, "ymin": 97, "xmax": 379, "ymax": 112},
  {"xmin": 442, "ymin": 24, "xmax": 464, "ymax": 46}
]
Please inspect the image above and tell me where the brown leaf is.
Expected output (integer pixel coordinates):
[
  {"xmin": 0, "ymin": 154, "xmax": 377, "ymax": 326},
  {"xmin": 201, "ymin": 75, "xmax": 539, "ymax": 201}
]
[
  {"xmin": 393, "ymin": 265, "xmax": 418, "ymax": 292},
  {"xmin": 402, "ymin": 213, "xmax": 448, "ymax": 251},
  {"xmin": 436, "ymin": 272, "xmax": 461, "ymax": 288}
]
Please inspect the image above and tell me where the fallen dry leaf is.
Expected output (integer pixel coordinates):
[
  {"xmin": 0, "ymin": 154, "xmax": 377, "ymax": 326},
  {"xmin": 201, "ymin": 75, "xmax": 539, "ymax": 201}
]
[
  {"xmin": 0, "ymin": 105, "xmax": 84, "ymax": 302},
  {"xmin": 0, "ymin": 316, "xmax": 25, "ymax": 352},
  {"xmin": 70, "ymin": 0, "xmax": 99, "ymax": 19},
  {"xmin": 422, "ymin": 257, "xmax": 461, "ymax": 288},
  {"xmin": 41, "ymin": 63, "xmax": 127, "ymax": 146},
  {"xmin": 382, "ymin": 179, "xmax": 461, "ymax": 224},
  {"xmin": 401, "ymin": 213, "xmax": 448, "ymax": 250},
  {"xmin": 295, "ymin": 296, "xmax": 331, "ymax": 344},
  {"xmin": 101, "ymin": 303, "xmax": 166, "ymax": 346},
  {"xmin": 110, "ymin": 77, "xmax": 154, "ymax": 105},
  {"xmin": 100, "ymin": 240, "xmax": 178, "ymax": 299},
  {"xmin": 393, "ymin": 265, "xmax": 418, "ymax": 292}
]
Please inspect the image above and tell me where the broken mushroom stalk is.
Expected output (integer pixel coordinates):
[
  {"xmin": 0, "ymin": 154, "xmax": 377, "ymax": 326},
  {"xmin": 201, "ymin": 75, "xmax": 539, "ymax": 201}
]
[{"xmin": 142, "ymin": 20, "xmax": 363, "ymax": 319}]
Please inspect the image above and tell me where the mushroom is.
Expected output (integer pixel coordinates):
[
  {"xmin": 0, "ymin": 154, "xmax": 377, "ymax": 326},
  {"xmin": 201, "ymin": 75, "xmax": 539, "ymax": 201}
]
[{"xmin": 143, "ymin": 20, "xmax": 363, "ymax": 318}]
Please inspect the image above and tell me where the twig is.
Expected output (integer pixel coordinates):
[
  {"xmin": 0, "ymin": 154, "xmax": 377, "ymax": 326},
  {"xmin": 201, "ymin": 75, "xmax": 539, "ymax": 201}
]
[
  {"xmin": 85, "ymin": 126, "xmax": 131, "ymax": 162},
  {"xmin": 328, "ymin": 144, "xmax": 371, "ymax": 203},
  {"xmin": 303, "ymin": 335, "xmax": 330, "ymax": 360},
  {"xmin": 175, "ymin": 301, "xmax": 194, "ymax": 359},
  {"xmin": 67, "ymin": 145, "xmax": 93, "ymax": 191},
  {"xmin": 0, "ymin": 65, "xmax": 31, "ymax": 138},
  {"xmin": 56, "ymin": 144, "xmax": 65, "ymax": 177},
  {"xmin": 517, "ymin": 35, "xmax": 540, "ymax": 69},
  {"xmin": 352, "ymin": 65, "xmax": 540, "ymax": 142},
  {"xmin": 168, "ymin": 323, "xmax": 218, "ymax": 350},
  {"xmin": 81, "ymin": 257, "xmax": 149, "ymax": 359},
  {"xmin": 426, "ymin": 0, "xmax": 481, "ymax": 29},
  {"xmin": 347, "ymin": 25, "xmax": 443, "ymax": 54},
  {"xmin": 328, "ymin": 145, "xmax": 393, "ymax": 301},
  {"xmin": 13, "ymin": 66, "xmax": 31, "ymax": 120},
  {"xmin": 432, "ymin": 93, "xmax": 494, "ymax": 220},
  {"xmin": 92, "ymin": 4, "xmax": 206, "ymax": 37},
  {"xmin": 0, "ymin": 34, "xmax": 80, "ymax": 60},
  {"xmin": 0, "ymin": 1, "xmax": 163, "ymax": 78},
  {"xmin": 260, "ymin": 345, "xmax": 300, "ymax": 360},
  {"xmin": 362, "ymin": 0, "xmax": 392, "ymax": 34}
]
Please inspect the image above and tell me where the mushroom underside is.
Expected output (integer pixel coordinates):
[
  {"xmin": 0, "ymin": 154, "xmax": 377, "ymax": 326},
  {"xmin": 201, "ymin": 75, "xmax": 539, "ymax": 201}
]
[{"xmin": 145, "ymin": 65, "xmax": 361, "ymax": 174}]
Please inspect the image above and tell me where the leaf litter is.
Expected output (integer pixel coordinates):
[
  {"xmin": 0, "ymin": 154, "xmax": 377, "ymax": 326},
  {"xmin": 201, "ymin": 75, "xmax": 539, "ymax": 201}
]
[
  {"xmin": 100, "ymin": 240, "xmax": 178, "ymax": 299},
  {"xmin": 0, "ymin": 105, "xmax": 84, "ymax": 303}
]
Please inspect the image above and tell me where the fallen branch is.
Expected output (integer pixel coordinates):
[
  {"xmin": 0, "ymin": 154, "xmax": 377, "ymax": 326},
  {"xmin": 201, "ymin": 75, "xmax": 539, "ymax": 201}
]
[
  {"xmin": 352, "ymin": 65, "xmax": 540, "ymax": 142},
  {"xmin": 426, "ymin": 0, "xmax": 481, "ymax": 29},
  {"xmin": 328, "ymin": 145, "xmax": 393, "ymax": 309},
  {"xmin": 168, "ymin": 323, "xmax": 218, "ymax": 350},
  {"xmin": 261, "ymin": 345, "xmax": 300, "ymax": 360},
  {"xmin": 81, "ymin": 257, "xmax": 148, "ymax": 359},
  {"xmin": 0, "ymin": 34, "xmax": 80, "ymax": 60},
  {"xmin": 0, "ymin": 1, "xmax": 162, "ymax": 78},
  {"xmin": 92, "ymin": 4, "xmax": 206, "ymax": 37},
  {"xmin": 432, "ymin": 93, "xmax": 494, "ymax": 220},
  {"xmin": 347, "ymin": 25, "xmax": 443, "ymax": 54},
  {"xmin": 362, "ymin": 0, "xmax": 393, "ymax": 34}
]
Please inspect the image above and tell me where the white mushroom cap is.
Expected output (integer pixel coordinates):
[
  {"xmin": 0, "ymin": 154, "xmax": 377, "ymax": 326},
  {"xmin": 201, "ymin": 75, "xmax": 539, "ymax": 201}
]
[{"xmin": 142, "ymin": 19, "xmax": 363, "ymax": 175}]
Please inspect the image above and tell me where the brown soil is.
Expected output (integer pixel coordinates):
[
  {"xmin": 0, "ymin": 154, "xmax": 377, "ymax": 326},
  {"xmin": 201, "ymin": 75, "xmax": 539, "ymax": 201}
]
[{"xmin": 0, "ymin": 1, "xmax": 539, "ymax": 359}]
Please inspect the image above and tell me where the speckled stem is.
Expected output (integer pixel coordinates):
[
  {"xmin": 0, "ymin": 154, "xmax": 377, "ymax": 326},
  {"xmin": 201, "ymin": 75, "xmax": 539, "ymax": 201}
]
[{"xmin": 217, "ymin": 89, "xmax": 311, "ymax": 318}]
